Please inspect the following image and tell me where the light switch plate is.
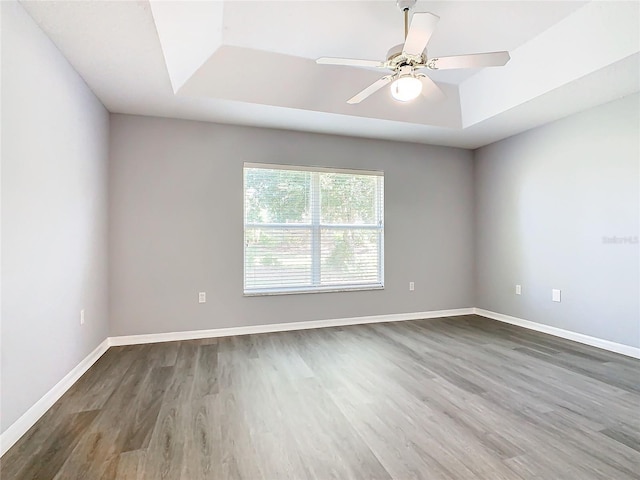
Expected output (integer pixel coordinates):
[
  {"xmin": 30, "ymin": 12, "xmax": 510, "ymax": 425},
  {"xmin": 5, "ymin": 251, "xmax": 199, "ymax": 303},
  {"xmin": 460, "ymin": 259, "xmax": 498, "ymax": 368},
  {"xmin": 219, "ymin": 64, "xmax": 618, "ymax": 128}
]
[
  {"xmin": 515, "ymin": 284, "xmax": 521, "ymax": 295},
  {"xmin": 552, "ymin": 289, "xmax": 561, "ymax": 302}
]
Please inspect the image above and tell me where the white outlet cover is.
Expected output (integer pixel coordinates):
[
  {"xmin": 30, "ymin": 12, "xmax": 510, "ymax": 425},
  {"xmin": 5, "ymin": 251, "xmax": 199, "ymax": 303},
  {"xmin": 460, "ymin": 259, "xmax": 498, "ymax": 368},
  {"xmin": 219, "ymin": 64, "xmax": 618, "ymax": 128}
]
[
  {"xmin": 409, "ymin": 282, "xmax": 415, "ymax": 291},
  {"xmin": 198, "ymin": 292, "xmax": 206, "ymax": 303},
  {"xmin": 552, "ymin": 289, "xmax": 561, "ymax": 302}
]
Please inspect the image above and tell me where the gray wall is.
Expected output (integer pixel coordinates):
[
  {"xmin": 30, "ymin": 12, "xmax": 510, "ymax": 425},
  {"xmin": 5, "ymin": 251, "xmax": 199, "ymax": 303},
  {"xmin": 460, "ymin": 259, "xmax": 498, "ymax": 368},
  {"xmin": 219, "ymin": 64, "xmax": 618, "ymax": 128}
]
[
  {"xmin": 1, "ymin": 1, "xmax": 110, "ymax": 433},
  {"xmin": 475, "ymin": 94, "xmax": 640, "ymax": 348},
  {"xmin": 109, "ymin": 115, "xmax": 475, "ymax": 336}
]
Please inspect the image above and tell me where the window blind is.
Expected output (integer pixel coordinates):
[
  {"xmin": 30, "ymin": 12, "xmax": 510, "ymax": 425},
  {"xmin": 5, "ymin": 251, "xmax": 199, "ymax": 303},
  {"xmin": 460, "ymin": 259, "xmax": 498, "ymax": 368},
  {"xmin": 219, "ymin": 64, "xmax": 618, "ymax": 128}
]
[{"xmin": 244, "ymin": 163, "xmax": 384, "ymax": 295}]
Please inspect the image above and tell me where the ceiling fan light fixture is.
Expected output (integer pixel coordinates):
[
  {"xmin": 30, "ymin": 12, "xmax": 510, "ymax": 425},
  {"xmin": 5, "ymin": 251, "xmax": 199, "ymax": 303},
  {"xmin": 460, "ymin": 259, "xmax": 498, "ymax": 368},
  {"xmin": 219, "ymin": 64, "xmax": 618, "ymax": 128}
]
[
  {"xmin": 390, "ymin": 75, "xmax": 422, "ymax": 102},
  {"xmin": 316, "ymin": 8, "xmax": 509, "ymax": 105}
]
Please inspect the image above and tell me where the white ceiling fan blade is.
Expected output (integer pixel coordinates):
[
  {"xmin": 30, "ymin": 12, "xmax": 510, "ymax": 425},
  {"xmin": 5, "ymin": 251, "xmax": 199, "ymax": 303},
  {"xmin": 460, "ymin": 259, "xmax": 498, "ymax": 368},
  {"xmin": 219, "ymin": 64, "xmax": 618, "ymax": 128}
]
[
  {"xmin": 316, "ymin": 57, "xmax": 385, "ymax": 68},
  {"xmin": 402, "ymin": 12, "xmax": 440, "ymax": 57},
  {"xmin": 417, "ymin": 75, "xmax": 445, "ymax": 101},
  {"xmin": 347, "ymin": 76, "xmax": 393, "ymax": 104},
  {"xmin": 428, "ymin": 51, "xmax": 510, "ymax": 70}
]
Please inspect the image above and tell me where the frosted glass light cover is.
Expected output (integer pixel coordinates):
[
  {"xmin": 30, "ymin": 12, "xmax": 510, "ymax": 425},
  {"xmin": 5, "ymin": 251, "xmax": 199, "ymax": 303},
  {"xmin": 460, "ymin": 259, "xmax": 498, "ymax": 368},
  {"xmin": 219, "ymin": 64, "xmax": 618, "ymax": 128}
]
[{"xmin": 390, "ymin": 76, "xmax": 422, "ymax": 102}]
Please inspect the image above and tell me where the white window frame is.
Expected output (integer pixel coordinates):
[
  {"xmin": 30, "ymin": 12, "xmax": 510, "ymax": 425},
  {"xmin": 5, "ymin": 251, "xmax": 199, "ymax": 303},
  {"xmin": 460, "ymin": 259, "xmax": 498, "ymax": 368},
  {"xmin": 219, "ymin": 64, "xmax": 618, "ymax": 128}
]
[{"xmin": 243, "ymin": 163, "xmax": 384, "ymax": 295}]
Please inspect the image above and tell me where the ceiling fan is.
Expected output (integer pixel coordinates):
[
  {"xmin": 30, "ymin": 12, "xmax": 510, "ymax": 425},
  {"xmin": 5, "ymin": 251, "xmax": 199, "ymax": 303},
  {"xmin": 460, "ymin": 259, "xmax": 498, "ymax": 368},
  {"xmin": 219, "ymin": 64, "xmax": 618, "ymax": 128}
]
[{"xmin": 316, "ymin": 0, "xmax": 511, "ymax": 104}]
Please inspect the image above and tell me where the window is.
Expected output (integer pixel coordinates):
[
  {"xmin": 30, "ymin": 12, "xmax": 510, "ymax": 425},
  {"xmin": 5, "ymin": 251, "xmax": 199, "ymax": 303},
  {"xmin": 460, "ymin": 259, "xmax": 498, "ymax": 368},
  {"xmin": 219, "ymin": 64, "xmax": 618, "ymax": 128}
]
[{"xmin": 244, "ymin": 163, "xmax": 384, "ymax": 295}]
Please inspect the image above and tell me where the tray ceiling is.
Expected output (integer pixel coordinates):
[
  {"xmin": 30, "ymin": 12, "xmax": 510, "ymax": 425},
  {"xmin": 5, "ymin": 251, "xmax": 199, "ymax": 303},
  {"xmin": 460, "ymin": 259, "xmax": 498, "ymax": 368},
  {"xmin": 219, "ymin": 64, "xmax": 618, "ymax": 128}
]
[{"xmin": 20, "ymin": 1, "xmax": 640, "ymax": 148}]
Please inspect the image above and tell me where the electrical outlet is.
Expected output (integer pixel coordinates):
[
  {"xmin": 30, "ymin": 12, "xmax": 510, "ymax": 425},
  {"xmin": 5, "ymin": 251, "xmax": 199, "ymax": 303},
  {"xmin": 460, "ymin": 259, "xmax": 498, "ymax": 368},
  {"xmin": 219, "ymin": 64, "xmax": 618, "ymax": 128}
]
[
  {"xmin": 515, "ymin": 284, "xmax": 521, "ymax": 295},
  {"xmin": 552, "ymin": 289, "xmax": 561, "ymax": 302},
  {"xmin": 409, "ymin": 282, "xmax": 415, "ymax": 291},
  {"xmin": 198, "ymin": 292, "xmax": 206, "ymax": 303},
  {"xmin": 80, "ymin": 309, "xmax": 85, "ymax": 325}
]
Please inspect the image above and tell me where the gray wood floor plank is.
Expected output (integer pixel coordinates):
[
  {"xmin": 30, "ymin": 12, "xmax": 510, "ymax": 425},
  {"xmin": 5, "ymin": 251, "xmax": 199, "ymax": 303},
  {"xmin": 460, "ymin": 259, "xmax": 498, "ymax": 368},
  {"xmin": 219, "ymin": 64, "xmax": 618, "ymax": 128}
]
[
  {"xmin": 52, "ymin": 430, "xmax": 116, "ymax": 480},
  {"xmin": 0, "ymin": 401, "xmax": 70, "ymax": 478},
  {"xmin": 120, "ymin": 366, "xmax": 174, "ymax": 453},
  {"xmin": 2, "ymin": 314, "xmax": 639, "ymax": 479},
  {"xmin": 147, "ymin": 341, "xmax": 180, "ymax": 367},
  {"xmin": 15, "ymin": 410, "xmax": 99, "ymax": 480},
  {"xmin": 331, "ymin": 400, "xmax": 457, "ymax": 480},
  {"xmin": 140, "ymin": 403, "xmax": 185, "ymax": 480},
  {"xmin": 51, "ymin": 347, "xmax": 158, "ymax": 479},
  {"xmin": 178, "ymin": 396, "xmax": 223, "ymax": 480},
  {"xmin": 113, "ymin": 450, "xmax": 146, "ymax": 480},
  {"xmin": 601, "ymin": 427, "xmax": 640, "ymax": 454},
  {"xmin": 140, "ymin": 341, "xmax": 199, "ymax": 479},
  {"xmin": 192, "ymin": 343, "xmax": 220, "ymax": 399}
]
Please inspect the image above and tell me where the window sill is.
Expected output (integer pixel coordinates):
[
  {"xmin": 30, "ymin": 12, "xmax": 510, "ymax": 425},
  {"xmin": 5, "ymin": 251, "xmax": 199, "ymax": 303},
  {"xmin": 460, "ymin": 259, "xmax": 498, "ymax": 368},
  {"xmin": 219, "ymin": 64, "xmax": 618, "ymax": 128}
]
[{"xmin": 244, "ymin": 285, "xmax": 384, "ymax": 297}]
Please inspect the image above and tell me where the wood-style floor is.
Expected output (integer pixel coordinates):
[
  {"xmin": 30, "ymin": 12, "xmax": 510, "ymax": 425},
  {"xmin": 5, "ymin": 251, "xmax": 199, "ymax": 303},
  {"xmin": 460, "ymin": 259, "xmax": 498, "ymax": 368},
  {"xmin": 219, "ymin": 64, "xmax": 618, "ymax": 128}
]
[{"xmin": 2, "ymin": 315, "xmax": 639, "ymax": 479}]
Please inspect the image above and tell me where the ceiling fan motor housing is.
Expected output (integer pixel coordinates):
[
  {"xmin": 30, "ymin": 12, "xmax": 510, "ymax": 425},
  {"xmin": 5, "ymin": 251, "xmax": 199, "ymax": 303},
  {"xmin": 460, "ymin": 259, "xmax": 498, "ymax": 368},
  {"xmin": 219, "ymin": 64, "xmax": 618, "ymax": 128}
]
[{"xmin": 386, "ymin": 44, "xmax": 424, "ymax": 68}]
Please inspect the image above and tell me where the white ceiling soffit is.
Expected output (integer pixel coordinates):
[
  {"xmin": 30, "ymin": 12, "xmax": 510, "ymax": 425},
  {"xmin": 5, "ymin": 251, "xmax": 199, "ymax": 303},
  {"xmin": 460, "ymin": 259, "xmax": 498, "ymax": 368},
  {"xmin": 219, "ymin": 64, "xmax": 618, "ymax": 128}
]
[
  {"xmin": 460, "ymin": 0, "xmax": 640, "ymax": 127},
  {"xmin": 19, "ymin": 1, "xmax": 640, "ymax": 148},
  {"xmin": 149, "ymin": 1, "xmax": 224, "ymax": 93}
]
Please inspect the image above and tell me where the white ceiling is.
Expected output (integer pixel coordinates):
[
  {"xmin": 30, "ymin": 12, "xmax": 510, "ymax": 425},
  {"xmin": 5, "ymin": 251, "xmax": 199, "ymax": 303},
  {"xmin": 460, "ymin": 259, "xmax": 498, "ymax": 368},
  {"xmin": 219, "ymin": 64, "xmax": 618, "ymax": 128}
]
[{"xmin": 20, "ymin": 1, "xmax": 640, "ymax": 148}]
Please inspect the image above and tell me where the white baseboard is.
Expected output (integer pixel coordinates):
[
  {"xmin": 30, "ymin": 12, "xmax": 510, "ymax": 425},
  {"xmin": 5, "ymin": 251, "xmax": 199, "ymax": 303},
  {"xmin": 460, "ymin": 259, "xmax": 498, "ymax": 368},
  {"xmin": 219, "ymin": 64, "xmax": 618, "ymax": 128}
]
[
  {"xmin": 474, "ymin": 308, "xmax": 640, "ymax": 359},
  {"xmin": 0, "ymin": 338, "xmax": 110, "ymax": 457},
  {"xmin": 108, "ymin": 308, "xmax": 475, "ymax": 346}
]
